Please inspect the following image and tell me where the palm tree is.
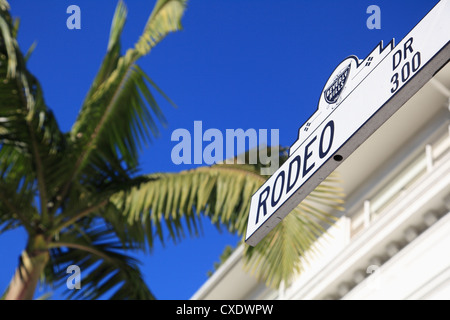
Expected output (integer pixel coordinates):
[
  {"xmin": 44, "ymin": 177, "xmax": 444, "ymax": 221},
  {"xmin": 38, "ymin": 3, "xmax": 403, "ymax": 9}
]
[{"xmin": 0, "ymin": 0, "xmax": 343, "ymax": 300}]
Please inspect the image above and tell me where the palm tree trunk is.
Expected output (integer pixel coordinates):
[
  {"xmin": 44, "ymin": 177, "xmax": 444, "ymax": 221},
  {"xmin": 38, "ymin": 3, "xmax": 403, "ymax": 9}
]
[{"xmin": 5, "ymin": 235, "xmax": 49, "ymax": 300}]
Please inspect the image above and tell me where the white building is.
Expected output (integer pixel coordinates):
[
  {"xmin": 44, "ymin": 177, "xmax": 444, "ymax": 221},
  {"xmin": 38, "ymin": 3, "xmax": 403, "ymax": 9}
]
[{"xmin": 192, "ymin": 58, "xmax": 450, "ymax": 300}]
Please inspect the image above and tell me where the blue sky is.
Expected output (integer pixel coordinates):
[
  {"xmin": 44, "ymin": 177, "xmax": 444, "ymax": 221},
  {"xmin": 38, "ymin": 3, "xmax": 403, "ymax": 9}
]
[{"xmin": 0, "ymin": 0, "xmax": 438, "ymax": 299}]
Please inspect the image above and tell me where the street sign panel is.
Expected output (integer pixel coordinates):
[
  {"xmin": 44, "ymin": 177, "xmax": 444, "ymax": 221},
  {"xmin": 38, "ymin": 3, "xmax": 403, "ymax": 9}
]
[{"xmin": 246, "ymin": 0, "xmax": 450, "ymax": 246}]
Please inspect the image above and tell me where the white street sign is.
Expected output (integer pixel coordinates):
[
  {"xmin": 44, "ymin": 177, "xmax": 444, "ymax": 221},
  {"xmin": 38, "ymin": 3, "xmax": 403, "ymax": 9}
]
[{"xmin": 246, "ymin": 0, "xmax": 450, "ymax": 246}]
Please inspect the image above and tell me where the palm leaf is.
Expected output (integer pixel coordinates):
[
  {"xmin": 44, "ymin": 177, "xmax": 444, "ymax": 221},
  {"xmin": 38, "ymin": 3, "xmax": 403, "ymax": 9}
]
[
  {"xmin": 46, "ymin": 221, "xmax": 154, "ymax": 300},
  {"xmin": 68, "ymin": 0, "xmax": 185, "ymax": 181},
  {"xmin": 0, "ymin": 2, "xmax": 16, "ymax": 78},
  {"xmin": 111, "ymin": 164, "xmax": 264, "ymax": 246},
  {"xmin": 112, "ymin": 146, "xmax": 344, "ymax": 287},
  {"xmin": 0, "ymin": 3, "xmax": 66, "ymax": 223},
  {"xmin": 134, "ymin": 0, "xmax": 187, "ymax": 56}
]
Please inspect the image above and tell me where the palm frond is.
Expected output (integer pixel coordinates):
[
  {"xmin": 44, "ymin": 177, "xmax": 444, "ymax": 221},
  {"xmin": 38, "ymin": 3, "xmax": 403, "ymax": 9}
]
[
  {"xmin": 113, "ymin": 146, "xmax": 343, "ymax": 288},
  {"xmin": 47, "ymin": 222, "xmax": 154, "ymax": 300},
  {"xmin": 68, "ymin": 0, "xmax": 185, "ymax": 182},
  {"xmin": 0, "ymin": 5, "xmax": 66, "ymax": 222},
  {"xmin": 0, "ymin": 6, "xmax": 16, "ymax": 78},
  {"xmin": 0, "ymin": 0, "xmax": 9, "ymax": 10},
  {"xmin": 134, "ymin": 0, "xmax": 186, "ymax": 56},
  {"xmin": 111, "ymin": 164, "xmax": 265, "ymax": 248},
  {"xmin": 0, "ymin": 181, "xmax": 37, "ymax": 233}
]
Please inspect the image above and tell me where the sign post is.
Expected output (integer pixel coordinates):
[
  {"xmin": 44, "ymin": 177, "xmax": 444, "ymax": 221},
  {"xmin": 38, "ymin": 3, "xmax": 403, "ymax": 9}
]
[{"xmin": 246, "ymin": 0, "xmax": 450, "ymax": 246}]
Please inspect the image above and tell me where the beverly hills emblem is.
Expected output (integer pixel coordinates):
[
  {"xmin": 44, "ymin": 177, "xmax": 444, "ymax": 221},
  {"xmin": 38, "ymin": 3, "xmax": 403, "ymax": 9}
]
[{"xmin": 324, "ymin": 64, "xmax": 351, "ymax": 105}]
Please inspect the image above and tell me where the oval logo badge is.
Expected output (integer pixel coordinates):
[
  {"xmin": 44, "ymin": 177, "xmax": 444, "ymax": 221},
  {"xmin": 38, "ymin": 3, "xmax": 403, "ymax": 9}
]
[{"xmin": 324, "ymin": 64, "xmax": 351, "ymax": 104}]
